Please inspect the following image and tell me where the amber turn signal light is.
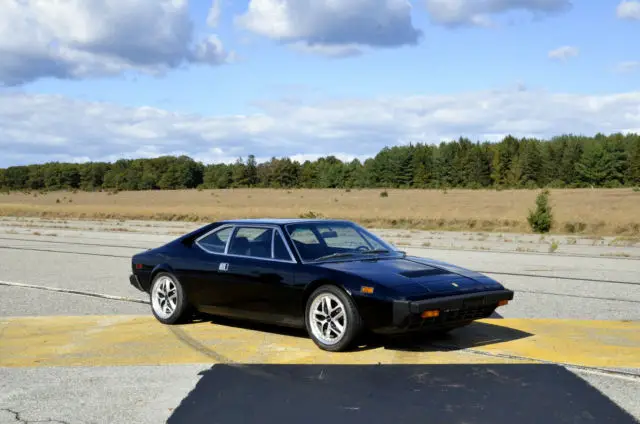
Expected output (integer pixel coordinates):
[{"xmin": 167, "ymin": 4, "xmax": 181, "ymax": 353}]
[
  {"xmin": 360, "ymin": 286, "xmax": 374, "ymax": 294},
  {"xmin": 498, "ymin": 300, "xmax": 509, "ymax": 306},
  {"xmin": 421, "ymin": 310, "xmax": 440, "ymax": 318}
]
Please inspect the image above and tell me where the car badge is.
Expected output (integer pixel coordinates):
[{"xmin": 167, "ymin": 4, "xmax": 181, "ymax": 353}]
[{"xmin": 451, "ymin": 282, "xmax": 459, "ymax": 287}]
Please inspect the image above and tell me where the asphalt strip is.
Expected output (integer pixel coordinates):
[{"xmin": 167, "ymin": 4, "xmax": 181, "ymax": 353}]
[{"xmin": 0, "ymin": 244, "xmax": 638, "ymax": 286}]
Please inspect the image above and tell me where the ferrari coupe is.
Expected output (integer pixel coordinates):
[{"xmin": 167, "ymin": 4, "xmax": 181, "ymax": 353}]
[{"xmin": 129, "ymin": 219, "xmax": 514, "ymax": 352}]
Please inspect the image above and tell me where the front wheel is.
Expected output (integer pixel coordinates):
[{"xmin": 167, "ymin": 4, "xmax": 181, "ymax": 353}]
[
  {"xmin": 150, "ymin": 272, "xmax": 190, "ymax": 324},
  {"xmin": 305, "ymin": 285, "xmax": 363, "ymax": 352}
]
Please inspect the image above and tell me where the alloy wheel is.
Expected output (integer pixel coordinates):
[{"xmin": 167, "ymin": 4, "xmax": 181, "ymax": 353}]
[
  {"xmin": 308, "ymin": 293, "xmax": 347, "ymax": 345},
  {"xmin": 152, "ymin": 276, "xmax": 178, "ymax": 319}
]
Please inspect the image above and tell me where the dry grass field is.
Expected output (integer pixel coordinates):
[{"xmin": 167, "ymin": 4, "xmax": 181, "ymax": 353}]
[{"xmin": 0, "ymin": 188, "xmax": 638, "ymax": 236}]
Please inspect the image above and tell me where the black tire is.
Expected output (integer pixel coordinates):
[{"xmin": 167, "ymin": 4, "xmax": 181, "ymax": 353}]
[
  {"xmin": 149, "ymin": 272, "xmax": 191, "ymax": 324},
  {"xmin": 304, "ymin": 284, "xmax": 364, "ymax": 352}
]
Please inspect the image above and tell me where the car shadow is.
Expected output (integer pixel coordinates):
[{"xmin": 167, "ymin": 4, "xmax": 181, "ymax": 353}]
[
  {"xmin": 166, "ymin": 363, "xmax": 638, "ymax": 424},
  {"xmin": 186, "ymin": 311, "xmax": 530, "ymax": 353},
  {"xmin": 375, "ymin": 321, "xmax": 531, "ymax": 353}
]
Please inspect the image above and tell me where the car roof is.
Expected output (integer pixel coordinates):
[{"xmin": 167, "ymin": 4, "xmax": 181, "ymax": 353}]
[{"xmin": 217, "ymin": 218, "xmax": 352, "ymax": 226}]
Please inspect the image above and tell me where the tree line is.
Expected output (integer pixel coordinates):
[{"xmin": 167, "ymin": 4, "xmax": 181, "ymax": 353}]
[{"xmin": 1, "ymin": 132, "xmax": 639, "ymax": 192}]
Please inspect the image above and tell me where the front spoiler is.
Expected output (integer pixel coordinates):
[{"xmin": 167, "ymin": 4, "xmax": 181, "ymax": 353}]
[{"xmin": 392, "ymin": 289, "xmax": 514, "ymax": 329}]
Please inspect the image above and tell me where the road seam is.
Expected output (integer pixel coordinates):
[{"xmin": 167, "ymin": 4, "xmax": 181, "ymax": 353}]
[{"xmin": 0, "ymin": 280, "xmax": 149, "ymax": 305}]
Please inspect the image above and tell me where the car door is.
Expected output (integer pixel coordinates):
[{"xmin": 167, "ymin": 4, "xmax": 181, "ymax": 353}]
[
  {"xmin": 220, "ymin": 225, "xmax": 301, "ymax": 327},
  {"xmin": 187, "ymin": 224, "xmax": 243, "ymax": 314}
]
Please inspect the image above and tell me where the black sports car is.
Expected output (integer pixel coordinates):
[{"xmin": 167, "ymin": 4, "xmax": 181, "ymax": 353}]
[{"xmin": 129, "ymin": 219, "xmax": 514, "ymax": 352}]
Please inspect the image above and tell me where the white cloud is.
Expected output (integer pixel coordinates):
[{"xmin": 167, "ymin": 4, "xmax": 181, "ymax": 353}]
[
  {"xmin": 2, "ymin": 87, "xmax": 640, "ymax": 167},
  {"xmin": 289, "ymin": 42, "xmax": 364, "ymax": 58},
  {"xmin": 617, "ymin": 1, "xmax": 640, "ymax": 19},
  {"xmin": 614, "ymin": 61, "xmax": 640, "ymax": 73},
  {"xmin": 235, "ymin": 0, "xmax": 422, "ymax": 56},
  {"xmin": 424, "ymin": 0, "xmax": 572, "ymax": 27},
  {"xmin": 0, "ymin": 0, "xmax": 232, "ymax": 86},
  {"xmin": 548, "ymin": 45, "xmax": 579, "ymax": 61},
  {"xmin": 207, "ymin": 0, "xmax": 222, "ymax": 27}
]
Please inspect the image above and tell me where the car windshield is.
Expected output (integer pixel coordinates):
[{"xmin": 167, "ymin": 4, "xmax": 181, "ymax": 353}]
[{"xmin": 285, "ymin": 222, "xmax": 400, "ymax": 262}]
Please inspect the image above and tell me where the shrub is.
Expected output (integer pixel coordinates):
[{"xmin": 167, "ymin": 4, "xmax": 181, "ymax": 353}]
[
  {"xmin": 527, "ymin": 190, "xmax": 553, "ymax": 233},
  {"xmin": 546, "ymin": 180, "xmax": 565, "ymax": 189},
  {"xmin": 524, "ymin": 180, "xmax": 538, "ymax": 190},
  {"xmin": 379, "ymin": 190, "xmax": 388, "ymax": 198},
  {"xmin": 299, "ymin": 210, "xmax": 324, "ymax": 219},
  {"xmin": 564, "ymin": 221, "xmax": 586, "ymax": 234}
]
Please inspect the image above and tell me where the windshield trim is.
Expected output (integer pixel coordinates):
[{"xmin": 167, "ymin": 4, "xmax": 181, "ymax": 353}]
[{"xmin": 283, "ymin": 222, "xmax": 401, "ymax": 264}]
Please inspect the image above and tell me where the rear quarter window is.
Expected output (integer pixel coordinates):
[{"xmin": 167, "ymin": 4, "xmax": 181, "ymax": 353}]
[{"xmin": 197, "ymin": 226, "xmax": 233, "ymax": 253}]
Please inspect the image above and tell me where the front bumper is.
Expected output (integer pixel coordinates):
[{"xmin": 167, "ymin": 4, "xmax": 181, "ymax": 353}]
[
  {"xmin": 129, "ymin": 274, "xmax": 144, "ymax": 292},
  {"xmin": 391, "ymin": 289, "xmax": 514, "ymax": 332}
]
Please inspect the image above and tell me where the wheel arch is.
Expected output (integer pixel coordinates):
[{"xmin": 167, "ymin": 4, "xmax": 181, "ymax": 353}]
[
  {"xmin": 148, "ymin": 263, "xmax": 176, "ymax": 291},
  {"xmin": 301, "ymin": 278, "xmax": 356, "ymax": 314}
]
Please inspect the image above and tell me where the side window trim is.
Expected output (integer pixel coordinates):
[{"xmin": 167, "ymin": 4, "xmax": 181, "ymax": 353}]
[
  {"xmin": 272, "ymin": 227, "xmax": 297, "ymax": 262},
  {"xmin": 196, "ymin": 224, "xmax": 297, "ymax": 263},
  {"xmin": 271, "ymin": 228, "xmax": 276, "ymax": 259}
]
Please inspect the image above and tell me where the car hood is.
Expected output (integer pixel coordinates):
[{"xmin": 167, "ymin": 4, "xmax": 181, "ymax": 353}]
[{"xmin": 317, "ymin": 255, "xmax": 503, "ymax": 297}]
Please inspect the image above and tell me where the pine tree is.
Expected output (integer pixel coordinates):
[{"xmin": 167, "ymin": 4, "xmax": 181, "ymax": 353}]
[
  {"xmin": 627, "ymin": 140, "xmax": 640, "ymax": 185},
  {"xmin": 527, "ymin": 190, "xmax": 553, "ymax": 233}
]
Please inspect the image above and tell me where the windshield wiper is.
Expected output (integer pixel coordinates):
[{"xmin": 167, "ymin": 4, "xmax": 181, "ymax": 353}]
[
  {"xmin": 313, "ymin": 252, "xmax": 356, "ymax": 261},
  {"xmin": 360, "ymin": 249, "xmax": 390, "ymax": 255}
]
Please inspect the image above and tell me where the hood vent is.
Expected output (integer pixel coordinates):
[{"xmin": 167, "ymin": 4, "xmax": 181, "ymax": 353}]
[{"xmin": 400, "ymin": 268, "xmax": 449, "ymax": 278}]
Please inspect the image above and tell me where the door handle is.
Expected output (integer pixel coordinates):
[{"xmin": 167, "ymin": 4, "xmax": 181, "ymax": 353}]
[{"xmin": 219, "ymin": 262, "xmax": 229, "ymax": 272}]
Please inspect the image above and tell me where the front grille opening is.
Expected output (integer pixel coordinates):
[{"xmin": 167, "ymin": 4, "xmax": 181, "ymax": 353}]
[{"xmin": 407, "ymin": 305, "xmax": 495, "ymax": 329}]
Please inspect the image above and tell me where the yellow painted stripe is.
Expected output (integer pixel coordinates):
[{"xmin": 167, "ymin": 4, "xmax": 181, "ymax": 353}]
[
  {"xmin": 0, "ymin": 316, "xmax": 638, "ymax": 368},
  {"xmin": 460, "ymin": 318, "xmax": 640, "ymax": 369}
]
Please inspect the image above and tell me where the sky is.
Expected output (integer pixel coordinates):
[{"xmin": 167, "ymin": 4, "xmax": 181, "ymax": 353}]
[{"xmin": 0, "ymin": 0, "xmax": 639, "ymax": 167}]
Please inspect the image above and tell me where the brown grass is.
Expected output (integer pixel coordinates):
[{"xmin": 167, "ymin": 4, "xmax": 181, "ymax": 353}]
[{"xmin": 0, "ymin": 188, "xmax": 638, "ymax": 236}]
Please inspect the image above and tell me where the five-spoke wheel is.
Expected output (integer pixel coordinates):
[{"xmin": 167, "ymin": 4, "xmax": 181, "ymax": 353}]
[
  {"xmin": 305, "ymin": 285, "xmax": 363, "ymax": 352},
  {"xmin": 150, "ymin": 272, "xmax": 190, "ymax": 324}
]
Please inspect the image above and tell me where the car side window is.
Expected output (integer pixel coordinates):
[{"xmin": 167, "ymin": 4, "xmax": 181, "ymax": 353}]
[
  {"xmin": 228, "ymin": 226, "xmax": 272, "ymax": 259},
  {"xmin": 273, "ymin": 231, "xmax": 292, "ymax": 261},
  {"xmin": 197, "ymin": 226, "xmax": 232, "ymax": 253}
]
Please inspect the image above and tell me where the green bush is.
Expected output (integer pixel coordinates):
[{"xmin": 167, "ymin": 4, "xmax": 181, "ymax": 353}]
[
  {"xmin": 527, "ymin": 190, "xmax": 553, "ymax": 233},
  {"xmin": 299, "ymin": 210, "xmax": 324, "ymax": 219}
]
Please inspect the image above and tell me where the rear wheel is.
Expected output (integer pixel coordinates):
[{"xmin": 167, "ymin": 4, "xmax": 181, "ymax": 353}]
[
  {"xmin": 150, "ymin": 272, "xmax": 190, "ymax": 324},
  {"xmin": 305, "ymin": 285, "xmax": 363, "ymax": 352}
]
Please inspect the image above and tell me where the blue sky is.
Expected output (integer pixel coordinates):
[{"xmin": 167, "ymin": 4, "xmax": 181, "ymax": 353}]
[{"xmin": 1, "ymin": 0, "xmax": 639, "ymax": 167}]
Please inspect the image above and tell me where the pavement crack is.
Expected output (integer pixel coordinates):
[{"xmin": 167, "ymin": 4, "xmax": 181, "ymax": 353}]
[{"xmin": 0, "ymin": 408, "xmax": 71, "ymax": 424}]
